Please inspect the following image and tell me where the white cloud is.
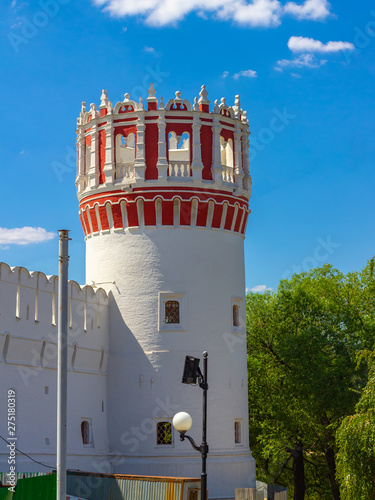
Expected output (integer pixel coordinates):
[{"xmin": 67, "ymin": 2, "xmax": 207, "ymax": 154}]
[
  {"xmin": 290, "ymin": 72, "xmax": 302, "ymax": 78},
  {"xmin": 288, "ymin": 36, "xmax": 355, "ymax": 53},
  {"xmin": 144, "ymin": 46, "xmax": 155, "ymax": 53},
  {"xmin": 284, "ymin": 0, "xmax": 332, "ymax": 20},
  {"xmin": 10, "ymin": 1, "xmax": 28, "ymax": 12},
  {"xmin": 218, "ymin": 0, "xmax": 283, "ymax": 28},
  {"xmin": 10, "ymin": 18, "xmax": 23, "ymax": 29},
  {"xmin": 248, "ymin": 285, "xmax": 273, "ymax": 293},
  {"xmin": 92, "ymin": 0, "xmax": 333, "ymax": 27},
  {"xmin": 0, "ymin": 227, "xmax": 56, "ymax": 246},
  {"xmin": 276, "ymin": 53, "xmax": 327, "ymax": 68},
  {"xmin": 221, "ymin": 70, "xmax": 229, "ymax": 78},
  {"xmin": 233, "ymin": 69, "xmax": 258, "ymax": 79}
]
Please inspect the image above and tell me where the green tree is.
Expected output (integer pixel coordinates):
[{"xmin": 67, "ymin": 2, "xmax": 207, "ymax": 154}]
[
  {"xmin": 247, "ymin": 261, "xmax": 375, "ymax": 499},
  {"xmin": 336, "ymin": 356, "xmax": 375, "ymax": 499}
]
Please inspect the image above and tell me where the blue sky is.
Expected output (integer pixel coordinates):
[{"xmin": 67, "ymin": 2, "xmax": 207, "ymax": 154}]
[{"xmin": 0, "ymin": 0, "xmax": 374, "ymax": 291}]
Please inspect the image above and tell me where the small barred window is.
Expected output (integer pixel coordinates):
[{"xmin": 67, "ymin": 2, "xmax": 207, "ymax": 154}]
[
  {"xmin": 81, "ymin": 420, "xmax": 90, "ymax": 445},
  {"xmin": 233, "ymin": 304, "xmax": 240, "ymax": 327},
  {"xmin": 165, "ymin": 300, "xmax": 180, "ymax": 324},
  {"xmin": 157, "ymin": 421, "xmax": 172, "ymax": 445},
  {"xmin": 234, "ymin": 421, "xmax": 242, "ymax": 444}
]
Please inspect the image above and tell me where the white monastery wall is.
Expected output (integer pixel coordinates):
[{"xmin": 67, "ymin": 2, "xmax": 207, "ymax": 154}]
[{"xmin": 0, "ymin": 263, "xmax": 110, "ymax": 473}]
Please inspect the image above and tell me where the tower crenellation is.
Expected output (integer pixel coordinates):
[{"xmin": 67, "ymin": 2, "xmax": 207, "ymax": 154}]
[{"xmin": 76, "ymin": 85, "xmax": 252, "ymax": 239}]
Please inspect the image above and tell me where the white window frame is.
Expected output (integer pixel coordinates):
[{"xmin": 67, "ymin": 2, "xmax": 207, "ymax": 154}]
[{"xmin": 158, "ymin": 292, "xmax": 186, "ymax": 332}]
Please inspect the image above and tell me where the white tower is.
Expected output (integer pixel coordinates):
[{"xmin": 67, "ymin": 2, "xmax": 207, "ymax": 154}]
[{"xmin": 76, "ymin": 84, "xmax": 255, "ymax": 499}]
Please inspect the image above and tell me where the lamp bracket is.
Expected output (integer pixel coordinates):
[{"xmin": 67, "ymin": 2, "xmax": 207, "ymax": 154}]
[{"xmin": 180, "ymin": 433, "xmax": 201, "ymax": 453}]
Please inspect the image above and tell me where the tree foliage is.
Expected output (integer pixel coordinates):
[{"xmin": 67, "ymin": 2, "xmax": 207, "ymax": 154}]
[{"xmin": 247, "ymin": 260, "xmax": 375, "ymax": 499}]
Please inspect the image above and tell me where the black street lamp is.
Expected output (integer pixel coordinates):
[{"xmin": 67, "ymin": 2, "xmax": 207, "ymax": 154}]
[{"xmin": 173, "ymin": 351, "xmax": 209, "ymax": 500}]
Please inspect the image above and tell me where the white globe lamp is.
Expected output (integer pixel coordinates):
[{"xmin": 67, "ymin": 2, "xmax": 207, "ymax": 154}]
[{"xmin": 173, "ymin": 412, "xmax": 193, "ymax": 435}]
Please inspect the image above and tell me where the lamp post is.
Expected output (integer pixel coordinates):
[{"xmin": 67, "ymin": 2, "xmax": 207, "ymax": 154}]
[
  {"xmin": 173, "ymin": 351, "xmax": 208, "ymax": 500},
  {"xmin": 57, "ymin": 230, "xmax": 69, "ymax": 500}
]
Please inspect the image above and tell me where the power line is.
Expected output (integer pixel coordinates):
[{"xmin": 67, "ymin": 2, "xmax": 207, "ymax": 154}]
[{"xmin": 0, "ymin": 435, "xmax": 55, "ymax": 470}]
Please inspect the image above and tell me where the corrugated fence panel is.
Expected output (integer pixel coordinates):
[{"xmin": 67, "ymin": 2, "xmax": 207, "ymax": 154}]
[
  {"xmin": 67, "ymin": 474, "xmax": 121, "ymax": 500},
  {"xmin": 0, "ymin": 472, "xmax": 201, "ymax": 500},
  {"xmin": 0, "ymin": 489, "xmax": 14, "ymax": 500},
  {"xmin": 67, "ymin": 473, "xmax": 199, "ymax": 500},
  {"xmin": 0, "ymin": 473, "xmax": 47, "ymax": 487},
  {"xmin": 275, "ymin": 492, "xmax": 288, "ymax": 500},
  {"xmin": 13, "ymin": 474, "xmax": 56, "ymax": 500}
]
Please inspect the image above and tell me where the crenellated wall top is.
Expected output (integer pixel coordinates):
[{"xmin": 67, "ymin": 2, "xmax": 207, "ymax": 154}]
[{"xmin": 0, "ymin": 262, "xmax": 109, "ymax": 300}]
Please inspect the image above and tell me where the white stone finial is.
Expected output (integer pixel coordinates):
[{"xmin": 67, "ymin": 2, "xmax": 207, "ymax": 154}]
[
  {"xmin": 233, "ymin": 94, "xmax": 242, "ymax": 119},
  {"xmin": 213, "ymin": 99, "xmax": 220, "ymax": 113},
  {"xmin": 159, "ymin": 96, "xmax": 165, "ymax": 109},
  {"xmin": 193, "ymin": 97, "xmax": 199, "ymax": 111},
  {"xmin": 90, "ymin": 103, "xmax": 98, "ymax": 119},
  {"xmin": 138, "ymin": 96, "xmax": 144, "ymax": 110},
  {"xmin": 219, "ymin": 97, "xmax": 229, "ymax": 114},
  {"xmin": 241, "ymin": 110, "xmax": 248, "ymax": 124},
  {"xmin": 124, "ymin": 93, "xmax": 130, "ymax": 102},
  {"xmin": 148, "ymin": 83, "xmax": 156, "ymax": 98},
  {"xmin": 80, "ymin": 101, "xmax": 86, "ymax": 120},
  {"xmin": 100, "ymin": 89, "xmax": 108, "ymax": 108},
  {"xmin": 199, "ymin": 84, "xmax": 209, "ymax": 104},
  {"xmin": 107, "ymin": 101, "xmax": 113, "ymax": 114}
]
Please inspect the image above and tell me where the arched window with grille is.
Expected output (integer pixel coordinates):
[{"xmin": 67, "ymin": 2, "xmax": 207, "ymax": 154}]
[
  {"xmin": 156, "ymin": 421, "xmax": 172, "ymax": 445},
  {"xmin": 159, "ymin": 292, "xmax": 186, "ymax": 332},
  {"xmin": 165, "ymin": 300, "xmax": 180, "ymax": 324}
]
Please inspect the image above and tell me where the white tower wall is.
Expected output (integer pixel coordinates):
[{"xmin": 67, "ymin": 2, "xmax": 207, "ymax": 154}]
[
  {"xmin": 86, "ymin": 227, "xmax": 254, "ymax": 498},
  {"xmin": 76, "ymin": 85, "xmax": 255, "ymax": 499}
]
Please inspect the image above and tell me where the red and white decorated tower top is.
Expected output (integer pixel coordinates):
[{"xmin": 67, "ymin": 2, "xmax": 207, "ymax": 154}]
[{"xmin": 76, "ymin": 84, "xmax": 252, "ymax": 237}]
